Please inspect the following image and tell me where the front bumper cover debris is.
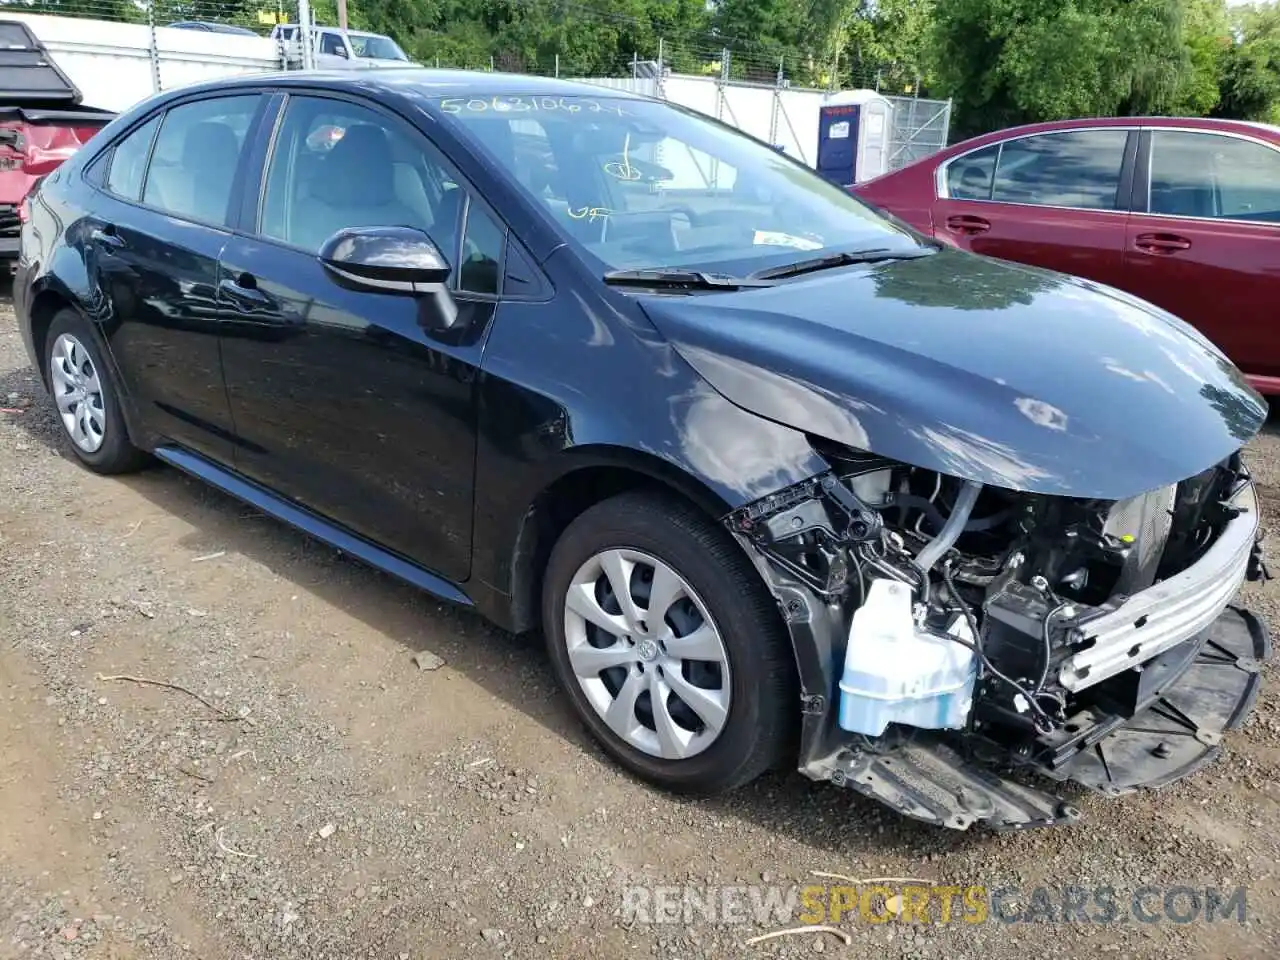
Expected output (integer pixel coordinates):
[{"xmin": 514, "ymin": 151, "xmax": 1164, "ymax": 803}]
[
  {"xmin": 823, "ymin": 605, "xmax": 1270, "ymax": 831},
  {"xmin": 1042, "ymin": 605, "xmax": 1269, "ymax": 796},
  {"xmin": 730, "ymin": 466, "xmax": 1271, "ymax": 832}
]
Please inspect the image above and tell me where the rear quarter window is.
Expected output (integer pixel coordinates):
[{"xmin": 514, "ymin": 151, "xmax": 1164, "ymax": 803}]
[
  {"xmin": 946, "ymin": 144, "xmax": 998, "ymax": 200},
  {"xmin": 103, "ymin": 115, "xmax": 161, "ymax": 201}
]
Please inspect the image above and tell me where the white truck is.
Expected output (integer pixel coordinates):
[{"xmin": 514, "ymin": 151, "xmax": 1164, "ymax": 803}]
[{"xmin": 269, "ymin": 24, "xmax": 414, "ymax": 70}]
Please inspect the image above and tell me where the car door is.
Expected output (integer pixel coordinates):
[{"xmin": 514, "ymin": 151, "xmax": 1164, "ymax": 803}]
[
  {"xmin": 84, "ymin": 92, "xmax": 268, "ymax": 463},
  {"xmin": 1123, "ymin": 128, "xmax": 1280, "ymax": 380},
  {"xmin": 216, "ymin": 93, "xmax": 508, "ymax": 583},
  {"xmin": 314, "ymin": 30, "xmax": 353, "ymax": 69},
  {"xmin": 931, "ymin": 127, "xmax": 1136, "ymax": 290}
]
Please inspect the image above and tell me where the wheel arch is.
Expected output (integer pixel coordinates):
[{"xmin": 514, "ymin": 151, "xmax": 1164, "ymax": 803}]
[
  {"xmin": 26, "ymin": 281, "xmax": 147, "ymax": 451},
  {"xmin": 26, "ymin": 285, "xmax": 75, "ymax": 389},
  {"xmin": 504, "ymin": 445, "xmax": 737, "ymax": 635}
]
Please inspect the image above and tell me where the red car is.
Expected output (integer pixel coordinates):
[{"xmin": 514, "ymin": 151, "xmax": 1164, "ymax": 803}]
[
  {"xmin": 0, "ymin": 20, "xmax": 113, "ymax": 264},
  {"xmin": 853, "ymin": 116, "xmax": 1280, "ymax": 394}
]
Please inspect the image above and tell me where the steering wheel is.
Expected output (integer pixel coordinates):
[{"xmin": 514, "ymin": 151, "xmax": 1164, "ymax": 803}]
[{"xmin": 659, "ymin": 204, "xmax": 703, "ymax": 229}]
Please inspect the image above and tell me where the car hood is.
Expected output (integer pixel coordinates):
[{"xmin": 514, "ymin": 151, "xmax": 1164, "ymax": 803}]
[{"xmin": 638, "ymin": 249, "xmax": 1266, "ymax": 501}]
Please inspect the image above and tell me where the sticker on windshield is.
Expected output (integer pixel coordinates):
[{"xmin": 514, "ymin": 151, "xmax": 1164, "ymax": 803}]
[{"xmin": 753, "ymin": 231, "xmax": 824, "ymax": 251}]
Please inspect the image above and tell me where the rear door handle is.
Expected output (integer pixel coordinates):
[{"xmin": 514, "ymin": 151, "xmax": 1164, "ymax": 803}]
[
  {"xmin": 945, "ymin": 214, "xmax": 991, "ymax": 236},
  {"xmin": 1134, "ymin": 233, "xmax": 1192, "ymax": 255},
  {"xmin": 90, "ymin": 224, "xmax": 123, "ymax": 250},
  {"xmin": 218, "ymin": 274, "xmax": 271, "ymax": 309}
]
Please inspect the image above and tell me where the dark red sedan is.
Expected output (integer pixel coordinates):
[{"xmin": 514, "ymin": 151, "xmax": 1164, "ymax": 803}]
[{"xmin": 853, "ymin": 116, "xmax": 1280, "ymax": 394}]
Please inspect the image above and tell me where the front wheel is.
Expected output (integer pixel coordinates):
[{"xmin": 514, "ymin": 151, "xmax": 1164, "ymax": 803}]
[{"xmin": 542, "ymin": 491, "xmax": 797, "ymax": 794}]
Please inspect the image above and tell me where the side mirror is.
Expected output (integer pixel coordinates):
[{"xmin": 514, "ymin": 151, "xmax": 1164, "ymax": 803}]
[{"xmin": 318, "ymin": 226, "xmax": 451, "ymax": 295}]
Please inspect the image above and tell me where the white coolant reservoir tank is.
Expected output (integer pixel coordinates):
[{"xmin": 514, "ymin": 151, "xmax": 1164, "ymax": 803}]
[{"xmin": 838, "ymin": 578, "xmax": 977, "ymax": 737}]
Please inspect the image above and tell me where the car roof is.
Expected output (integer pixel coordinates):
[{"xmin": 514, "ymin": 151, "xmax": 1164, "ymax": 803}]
[
  {"xmin": 943, "ymin": 115, "xmax": 1280, "ymax": 155},
  {"xmin": 159, "ymin": 69, "xmax": 646, "ymax": 103}
]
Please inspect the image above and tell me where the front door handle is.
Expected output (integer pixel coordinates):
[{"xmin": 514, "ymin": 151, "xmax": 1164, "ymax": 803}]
[
  {"xmin": 91, "ymin": 224, "xmax": 124, "ymax": 250},
  {"xmin": 1134, "ymin": 232, "xmax": 1192, "ymax": 255},
  {"xmin": 218, "ymin": 274, "xmax": 271, "ymax": 309},
  {"xmin": 945, "ymin": 214, "xmax": 991, "ymax": 236}
]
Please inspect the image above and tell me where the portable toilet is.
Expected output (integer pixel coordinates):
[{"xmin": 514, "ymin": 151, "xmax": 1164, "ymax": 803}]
[{"xmin": 816, "ymin": 89, "xmax": 893, "ymax": 187}]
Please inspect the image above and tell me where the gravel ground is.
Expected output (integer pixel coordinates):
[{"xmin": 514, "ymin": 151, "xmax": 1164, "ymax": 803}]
[{"xmin": 2, "ymin": 292, "xmax": 1279, "ymax": 960}]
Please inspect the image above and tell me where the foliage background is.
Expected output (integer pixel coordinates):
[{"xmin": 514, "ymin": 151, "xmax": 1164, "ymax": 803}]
[{"xmin": 11, "ymin": 0, "xmax": 1280, "ymax": 138}]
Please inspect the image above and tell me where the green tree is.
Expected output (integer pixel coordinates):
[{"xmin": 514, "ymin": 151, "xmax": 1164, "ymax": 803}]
[
  {"xmin": 346, "ymin": 0, "xmax": 709, "ymax": 75},
  {"xmin": 13, "ymin": 0, "xmax": 141, "ymax": 22},
  {"xmin": 708, "ymin": 0, "xmax": 867, "ymax": 84},
  {"xmin": 1216, "ymin": 2, "xmax": 1280, "ymax": 122},
  {"xmin": 1176, "ymin": 0, "xmax": 1232, "ymax": 116},
  {"xmin": 931, "ymin": 0, "xmax": 1228, "ymax": 138},
  {"xmin": 845, "ymin": 0, "xmax": 936, "ymax": 93}
]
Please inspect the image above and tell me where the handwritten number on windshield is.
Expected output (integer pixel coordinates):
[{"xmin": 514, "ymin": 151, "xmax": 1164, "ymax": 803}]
[{"xmin": 439, "ymin": 96, "xmax": 629, "ymax": 117}]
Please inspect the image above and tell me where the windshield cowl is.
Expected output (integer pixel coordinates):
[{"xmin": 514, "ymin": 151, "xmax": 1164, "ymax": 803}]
[{"xmin": 603, "ymin": 268, "xmax": 777, "ymax": 292}]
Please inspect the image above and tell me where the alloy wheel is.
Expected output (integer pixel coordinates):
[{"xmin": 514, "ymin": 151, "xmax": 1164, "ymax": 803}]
[
  {"xmin": 562, "ymin": 548, "xmax": 732, "ymax": 760},
  {"xmin": 49, "ymin": 333, "xmax": 107, "ymax": 454}
]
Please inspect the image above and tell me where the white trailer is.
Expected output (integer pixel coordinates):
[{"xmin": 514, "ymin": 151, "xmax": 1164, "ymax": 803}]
[{"xmin": 2, "ymin": 12, "xmax": 284, "ymax": 113}]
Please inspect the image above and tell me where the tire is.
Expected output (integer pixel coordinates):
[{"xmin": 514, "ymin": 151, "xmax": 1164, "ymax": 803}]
[
  {"xmin": 43, "ymin": 308, "xmax": 148, "ymax": 475},
  {"xmin": 542, "ymin": 490, "xmax": 797, "ymax": 794}
]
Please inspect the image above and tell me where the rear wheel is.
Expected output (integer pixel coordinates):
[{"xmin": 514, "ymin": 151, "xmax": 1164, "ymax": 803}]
[
  {"xmin": 542, "ymin": 491, "xmax": 797, "ymax": 794},
  {"xmin": 44, "ymin": 309, "xmax": 147, "ymax": 474}
]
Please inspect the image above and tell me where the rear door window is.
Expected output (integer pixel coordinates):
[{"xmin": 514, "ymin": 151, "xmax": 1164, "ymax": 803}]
[
  {"xmin": 1147, "ymin": 130, "xmax": 1280, "ymax": 223},
  {"xmin": 141, "ymin": 95, "xmax": 261, "ymax": 226},
  {"xmin": 991, "ymin": 129, "xmax": 1129, "ymax": 210}
]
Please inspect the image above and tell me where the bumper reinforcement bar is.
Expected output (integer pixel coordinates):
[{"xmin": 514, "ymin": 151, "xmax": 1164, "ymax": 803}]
[{"xmin": 1058, "ymin": 479, "xmax": 1259, "ymax": 693}]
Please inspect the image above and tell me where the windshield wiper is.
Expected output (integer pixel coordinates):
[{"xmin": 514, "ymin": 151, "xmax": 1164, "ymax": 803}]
[
  {"xmin": 750, "ymin": 246, "xmax": 934, "ymax": 281},
  {"xmin": 603, "ymin": 269, "xmax": 776, "ymax": 291}
]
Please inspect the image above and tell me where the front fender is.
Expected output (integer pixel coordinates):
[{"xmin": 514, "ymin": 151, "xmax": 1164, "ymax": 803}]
[{"xmin": 639, "ymin": 254, "xmax": 1266, "ymax": 501}]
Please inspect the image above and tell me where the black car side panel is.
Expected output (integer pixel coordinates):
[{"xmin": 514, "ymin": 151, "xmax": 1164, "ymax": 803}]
[
  {"xmin": 216, "ymin": 233, "xmax": 491, "ymax": 584},
  {"xmin": 19, "ymin": 165, "xmax": 235, "ymax": 460},
  {"xmin": 89, "ymin": 204, "xmax": 235, "ymax": 461},
  {"xmin": 468, "ymin": 256, "xmax": 829, "ymax": 628}
]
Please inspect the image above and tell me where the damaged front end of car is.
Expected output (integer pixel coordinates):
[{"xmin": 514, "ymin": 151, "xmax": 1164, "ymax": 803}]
[{"xmin": 726, "ymin": 443, "xmax": 1272, "ymax": 831}]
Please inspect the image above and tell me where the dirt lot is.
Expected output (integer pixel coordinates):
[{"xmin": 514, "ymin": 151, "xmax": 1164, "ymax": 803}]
[{"xmin": 2, "ymin": 294, "xmax": 1279, "ymax": 960}]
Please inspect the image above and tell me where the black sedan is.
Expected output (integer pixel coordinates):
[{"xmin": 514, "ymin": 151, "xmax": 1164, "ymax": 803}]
[{"xmin": 13, "ymin": 70, "xmax": 1272, "ymax": 831}]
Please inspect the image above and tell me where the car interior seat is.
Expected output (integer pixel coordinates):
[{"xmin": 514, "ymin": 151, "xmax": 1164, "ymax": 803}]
[
  {"xmin": 954, "ymin": 162, "xmax": 991, "ymax": 199},
  {"xmin": 1150, "ymin": 179, "xmax": 1216, "ymax": 218},
  {"xmin": 146, "ymin": 120, "xmax": 241, "ymax": 224},
  {"xmin": 293, "ymin": 123, "xmax": 426, "ymax": 253}
]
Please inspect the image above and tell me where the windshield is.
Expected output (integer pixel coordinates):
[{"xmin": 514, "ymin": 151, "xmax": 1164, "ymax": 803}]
[
  {"xmin": 350, "ymin": 34, "xmax": 408, "ymax": 60},
  {"xmin": 437, "ymin": 94, "xmax": 920, "ymax": 275}
]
